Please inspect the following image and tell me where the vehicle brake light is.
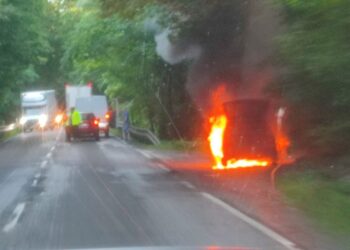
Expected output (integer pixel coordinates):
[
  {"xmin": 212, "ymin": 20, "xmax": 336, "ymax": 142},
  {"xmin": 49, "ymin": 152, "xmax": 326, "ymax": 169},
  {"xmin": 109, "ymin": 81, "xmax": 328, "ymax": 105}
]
[
  {"xmin": 93, "ymin": 119, "xmax": 99, "ymax": 125},
  {"xmin": 55, "ymin": 114, "xmax": 63, "ymax": 124},
  {"xmin": 105, "ymin": 113, "xmax": 110, "ymax": 120}
]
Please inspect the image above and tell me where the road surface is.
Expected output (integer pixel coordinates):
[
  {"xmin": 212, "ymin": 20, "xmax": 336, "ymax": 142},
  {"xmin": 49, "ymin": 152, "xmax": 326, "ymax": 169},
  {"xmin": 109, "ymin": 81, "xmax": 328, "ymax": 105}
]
[{"xmin": 0, "ymin": 130, "xmax": 297, "ymax": 250}]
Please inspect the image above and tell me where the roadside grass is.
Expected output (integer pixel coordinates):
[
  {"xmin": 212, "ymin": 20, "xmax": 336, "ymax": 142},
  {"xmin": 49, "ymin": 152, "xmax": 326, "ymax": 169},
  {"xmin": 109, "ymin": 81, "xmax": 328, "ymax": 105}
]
[
  {"xmin": 110, "ymin": 127, "xmax": 209, "ymax": 153},
  {"xmin": 0, "ymin": 128, "xmax": 20, "ymax": 142},
  {"xmin": 110, "ymin": 128, "xmax": 122, "ymax": 137},
  {"xmin": 140, "ymin": 139, "xmax": 210, "ymax": 153},
  {"xmin": 277, "ymin": 168, "xmax": 350, "ymax": 237},
  {"xmin": 113, "ymin": 125, "xmax": 350, "ymax": 239}
]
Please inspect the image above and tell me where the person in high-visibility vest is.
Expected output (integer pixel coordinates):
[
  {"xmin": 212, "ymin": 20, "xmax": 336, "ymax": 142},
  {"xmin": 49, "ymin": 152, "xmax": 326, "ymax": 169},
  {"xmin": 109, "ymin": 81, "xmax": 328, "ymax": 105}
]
[{"xmin": 68, "ymin": 107, "xmax": 82, "ymax": 138}]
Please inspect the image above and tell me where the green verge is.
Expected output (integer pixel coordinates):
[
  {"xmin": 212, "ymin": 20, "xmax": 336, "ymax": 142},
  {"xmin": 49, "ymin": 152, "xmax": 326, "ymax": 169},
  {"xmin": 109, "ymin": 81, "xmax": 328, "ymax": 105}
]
[
  {"xmin": 0, "ymin": 128, "xmax": 20, "ymax": 142},
  {"xmin": 139, "ymin": 139, "xmax": 209, "ymax": 153},
  {"xmin": 110, "ymin": 128, "xmax": 122, "ymax": 138},
  {"xmin": 277, "ymin": 169, "xmax": 350, "ymax": 237},
  {"xmin": 110, "ymin": 127, "xmax": 209, "ymax": 153}
]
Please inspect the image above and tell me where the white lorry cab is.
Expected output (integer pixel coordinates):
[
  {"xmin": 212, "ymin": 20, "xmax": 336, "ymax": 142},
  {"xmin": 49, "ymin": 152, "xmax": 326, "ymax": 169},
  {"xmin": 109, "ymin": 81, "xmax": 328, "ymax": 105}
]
[{"xmin": 20, "ymin": 90, "xmax": 57, "ymax": 132}]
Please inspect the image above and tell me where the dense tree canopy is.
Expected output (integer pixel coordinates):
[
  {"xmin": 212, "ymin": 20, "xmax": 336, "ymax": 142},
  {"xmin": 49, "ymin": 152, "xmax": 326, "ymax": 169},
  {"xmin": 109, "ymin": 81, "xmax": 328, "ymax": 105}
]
[
  {"xmin": 59, "ymin": 2, "xmax": 200, "ymax": 139},
  {"xmin": 0, "ymin": 0, "xmax": 51, "ymax": 122},
  {"xmin": 0, "ymin": 0, "xmax": 349, "ymax": 156},
  {"xmin": 277, "ymin": 0, "xmax": 350, "ymax": 156}
]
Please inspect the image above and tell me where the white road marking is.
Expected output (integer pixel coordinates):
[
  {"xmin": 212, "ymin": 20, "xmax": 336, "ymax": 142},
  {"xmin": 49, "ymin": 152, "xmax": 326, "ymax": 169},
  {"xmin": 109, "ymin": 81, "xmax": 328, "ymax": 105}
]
[
  {"xmin": 50, "ymin": 146, "xmax": 55, "ymax": 152},
  {"xmin": 181, "ymin": 181, "xmax": 195, "ymax": 189},
  {"xmin": 40, "ymin": 160, "xmax": 48, "ymax": 169},
  {"xmin": 3, "ymin": 203, "xmax": 26, "ymax": 232},
  {"xmin": 156, "ymin": 163, "xmax": 170, "ymax": 172},
  {"xmin": 201, "ymin": 192, "xmax": 301, "ymax": 250},
  {"xmin": 34, "ymin": 173, "xmax": 41, "ymax": 179},
  {"xmin": 54, "ymin": 128, "xmax": 63, "ymax": 141},
  {"xmin": 138, "ymin": 150, "xmax": 153, "ymax": 159},
  {"xmin": 46, "ymin": 152, "xmax": 52, "ymax": 158},
  {"xmin": 32, "ymin": 179, "xmax": 38, "ymax": 187}
]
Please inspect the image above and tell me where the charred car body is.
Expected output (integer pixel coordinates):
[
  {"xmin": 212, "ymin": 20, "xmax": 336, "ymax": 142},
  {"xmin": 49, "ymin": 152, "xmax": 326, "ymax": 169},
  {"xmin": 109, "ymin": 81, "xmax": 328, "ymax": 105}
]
[{"xmin": 222, "ymin": 99, "xmax": 277, "ymax": 166}]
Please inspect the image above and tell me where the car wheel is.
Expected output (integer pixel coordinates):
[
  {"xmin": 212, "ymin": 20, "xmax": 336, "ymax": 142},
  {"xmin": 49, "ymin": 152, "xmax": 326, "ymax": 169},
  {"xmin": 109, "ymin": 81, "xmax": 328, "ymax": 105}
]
[
  {"xmin": 65, "ymin": 133, "xmax": 71, "ymax": 142},
  {"xmin": 95, "ymin": 133, "xmax": 100, "ymax": 141},
  {"xmin": 105, "ymin": 129, "xmax": 109, "ymax": 138}
]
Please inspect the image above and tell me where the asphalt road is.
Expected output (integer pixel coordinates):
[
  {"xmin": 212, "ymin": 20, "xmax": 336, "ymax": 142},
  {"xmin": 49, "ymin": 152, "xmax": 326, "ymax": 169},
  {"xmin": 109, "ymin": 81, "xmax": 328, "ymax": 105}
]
[{"xmin": 0, "ymin": 130, "xmax": 297, "ymax": 250}]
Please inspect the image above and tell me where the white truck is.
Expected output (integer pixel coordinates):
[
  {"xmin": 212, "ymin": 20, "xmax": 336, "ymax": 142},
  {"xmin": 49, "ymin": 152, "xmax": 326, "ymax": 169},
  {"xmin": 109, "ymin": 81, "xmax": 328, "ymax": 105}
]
[
  {"xmin": 65, "ymin": 84, "xmax": 92, "ymax": 113},
  {"xmin": 20, "ymin": 90, "xmax": 58, "ymax": 131}
]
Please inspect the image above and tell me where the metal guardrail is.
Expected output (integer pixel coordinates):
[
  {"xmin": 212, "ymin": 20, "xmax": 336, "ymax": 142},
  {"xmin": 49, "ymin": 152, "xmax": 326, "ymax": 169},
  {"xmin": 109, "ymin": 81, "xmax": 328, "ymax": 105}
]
[
  {"xmin": 129, "ymin": 126, "xmax": 160, "ymax": 145},
  {"xmin": 116, "ymin": 122, "xmax": 160, "ymax": 145}
]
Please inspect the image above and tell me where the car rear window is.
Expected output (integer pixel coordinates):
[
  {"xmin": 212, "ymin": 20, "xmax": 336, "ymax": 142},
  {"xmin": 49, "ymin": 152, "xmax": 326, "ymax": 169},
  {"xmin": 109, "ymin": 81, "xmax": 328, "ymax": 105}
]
[
  {"xmin": 81, "ymin": 113, "xmax": 94, "ymax": 121},
  {"xmin": 76, "ymin": 96, "xmax": 108, "ymax": 119}
]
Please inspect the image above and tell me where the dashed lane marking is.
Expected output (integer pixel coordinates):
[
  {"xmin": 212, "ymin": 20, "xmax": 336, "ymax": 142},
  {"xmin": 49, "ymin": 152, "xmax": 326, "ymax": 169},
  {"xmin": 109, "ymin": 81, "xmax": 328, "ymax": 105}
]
[
  {"xmin": 40, "ymin": 160, "xmax": 48, "ymax": 169},
  {"xmin": 56, "ymin": 128, "xmax": 63, "ymax": 141},
  {"xmin": 3, "ymin": 203, "xmax": 26, "ymax": 232},
  {"xmin": 32, "ymin": 179, "xmax": 38, "ymax": 187},
  {"xmin": 201, "ymin": 192, "xmax": 301, "ymax": 250}
]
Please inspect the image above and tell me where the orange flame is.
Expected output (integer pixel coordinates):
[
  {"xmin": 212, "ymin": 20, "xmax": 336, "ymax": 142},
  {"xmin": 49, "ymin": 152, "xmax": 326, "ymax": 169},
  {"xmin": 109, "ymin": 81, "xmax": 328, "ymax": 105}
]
[
  {"xmin": 207, "ymin": 85, "xmax": 276, "ymax": 170},
  {"xmin": 208, "ymin": 114, "xmax": 271, "ymax": 170},
  {"xmin": 208, "ymin": 115, "xmax": 227, "ymax": 169},
  {"xmin": 275, "ymin": 107, "xmax": 293, "ymax": 165},
  {"xmin": 226, "ymin": 159, "xmax": 270, "ymax": 169}
]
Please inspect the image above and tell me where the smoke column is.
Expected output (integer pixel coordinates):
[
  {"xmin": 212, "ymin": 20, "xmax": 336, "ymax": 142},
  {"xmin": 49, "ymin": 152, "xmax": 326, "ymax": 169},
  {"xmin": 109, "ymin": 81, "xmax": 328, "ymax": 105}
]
[{"xmin": 153, "ymin": 0, "xmax": 282, "ymax": 112}]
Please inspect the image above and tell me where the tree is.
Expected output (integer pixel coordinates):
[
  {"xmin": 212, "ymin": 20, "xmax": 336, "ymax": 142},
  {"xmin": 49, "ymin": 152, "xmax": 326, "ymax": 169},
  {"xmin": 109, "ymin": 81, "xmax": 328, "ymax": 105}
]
[
  {"xmin": 60, "ymin": 3, "xmax": 200, "ymax": 139},
  {"xmin": 277, "ymin": 0, "xmax": 350, "ymax": 156},
  {"xmin": 0, "ymin": 0, "xmax": 51, "ymax": 122}
]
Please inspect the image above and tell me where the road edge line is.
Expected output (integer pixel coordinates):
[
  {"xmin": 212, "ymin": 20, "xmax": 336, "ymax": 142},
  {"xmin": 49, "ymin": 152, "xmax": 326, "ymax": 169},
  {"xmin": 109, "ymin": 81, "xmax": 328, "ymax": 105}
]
[
  {"xmin": 181, "ymin": 181, "xmax": 195, "ymax": 189},
  {"xmin": 201, "ymin": 192, "xmax": 301, "ymax": 250}
]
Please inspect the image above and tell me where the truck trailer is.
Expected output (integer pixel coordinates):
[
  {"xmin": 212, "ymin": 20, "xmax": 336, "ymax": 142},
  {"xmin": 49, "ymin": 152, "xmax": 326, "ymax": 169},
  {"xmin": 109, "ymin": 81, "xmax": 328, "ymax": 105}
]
[{"xmin": 65, "ymin": 84, "xmax": 92, "ymax": 113}]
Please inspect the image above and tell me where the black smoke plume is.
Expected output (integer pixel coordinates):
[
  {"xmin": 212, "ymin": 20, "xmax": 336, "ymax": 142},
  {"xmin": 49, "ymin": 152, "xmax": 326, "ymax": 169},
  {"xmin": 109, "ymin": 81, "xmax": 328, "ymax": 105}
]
[{"xmin": 153, "ymin": 0, "xmax": 281, "ymax": 112}]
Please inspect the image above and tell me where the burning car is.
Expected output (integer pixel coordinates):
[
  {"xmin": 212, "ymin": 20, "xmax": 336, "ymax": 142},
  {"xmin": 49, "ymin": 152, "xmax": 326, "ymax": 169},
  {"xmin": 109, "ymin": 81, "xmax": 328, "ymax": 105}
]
[
  {"xmin": 223, "ymin": 99, "xmax": 277, "ymax": 163},
  {"xmin": 208, "ymin": 98, "xmax": 289, "ymax": 170}
]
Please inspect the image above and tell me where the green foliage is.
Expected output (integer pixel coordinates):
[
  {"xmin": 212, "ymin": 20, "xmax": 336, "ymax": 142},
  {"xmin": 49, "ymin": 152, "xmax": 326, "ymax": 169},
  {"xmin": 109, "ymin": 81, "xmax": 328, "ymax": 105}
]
[
  {"xmin": 140, "ymin": 139, "xmax": 209, "ymax": 153},
  {"xmin": 278, "ymin": 0, "xmax": 350, "ymax": 156},
  {"xmin": 60, "ymin": 3, "xmax": 201, "ymax": 139},
  {"xmin": 278, "ymin": 169, "xmax": 350, "ymax": 237},
  {"xmin": 3, "ymin": 0, "xmax": 348, "ymax": 152},
  {"xmin": 0, "ymin": 0, "xmax": 52, "ymax": 122},
  {"xmin": 0, "ymin": 127, "xmax": 20, "ymax": 142}
]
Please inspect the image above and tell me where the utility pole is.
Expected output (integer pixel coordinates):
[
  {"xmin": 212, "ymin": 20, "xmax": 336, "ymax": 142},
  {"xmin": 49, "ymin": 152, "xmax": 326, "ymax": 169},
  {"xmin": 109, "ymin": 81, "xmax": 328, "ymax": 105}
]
[{"xmin": 115, "ymin": 98, "xmax": 119, "ymax": 128}]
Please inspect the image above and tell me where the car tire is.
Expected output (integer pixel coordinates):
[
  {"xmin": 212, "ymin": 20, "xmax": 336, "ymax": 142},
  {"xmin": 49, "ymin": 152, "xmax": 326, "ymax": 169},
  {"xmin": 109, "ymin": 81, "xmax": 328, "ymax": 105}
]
[
  {"xmin": 105, "ymin": 129, "xmax": 109, "ymax": 138},
  {"xmin": 95, "ymin": 133, "xmax": 100, "ymax": 141},
  {"xmin": 66, "ymin": 133, "xmax": 71, "ymax": 142}
]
